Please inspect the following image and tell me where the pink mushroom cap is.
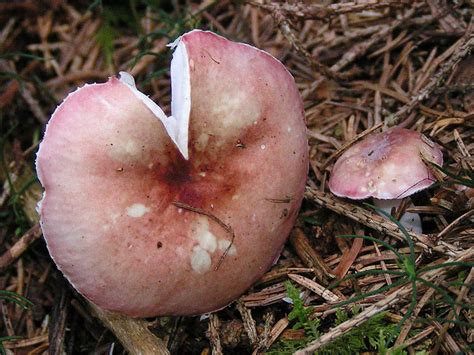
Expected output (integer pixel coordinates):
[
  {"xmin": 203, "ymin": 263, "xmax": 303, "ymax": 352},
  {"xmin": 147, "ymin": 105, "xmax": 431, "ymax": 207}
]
[
  {"xmin": 36, "ymin": 30, "xmax": 308, "ymax": 317},
  {"xmin": 328, "ymin": 127, "xmax": 443, "ymax": 200}
]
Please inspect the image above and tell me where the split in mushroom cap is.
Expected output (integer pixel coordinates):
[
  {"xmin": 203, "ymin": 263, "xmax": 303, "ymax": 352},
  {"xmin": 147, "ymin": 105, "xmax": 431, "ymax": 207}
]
[
  {"xmin": 36, "ymin": 30, "xmax": 308, "ymax": 317},
  {"xmin": 328, "ymin": 127, "xmax": 443, "ymax": 200}
]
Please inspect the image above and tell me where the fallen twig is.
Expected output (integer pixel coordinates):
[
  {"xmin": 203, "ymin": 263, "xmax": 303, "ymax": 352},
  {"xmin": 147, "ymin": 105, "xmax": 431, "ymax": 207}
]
[
  {"xmin": 0, "ymin": 224, "xmax": 42, "ymax": 272},
  {"xmin": 89, "ymin": 303, "xmax": 169, "ymax": 355},
  {"xmin": 208, "ymin": 313, "xmax": 223, "ymax": 355},
  {"xmin": 290, "ymin": 227, "xmax": 334, "ymax": 282},
  {"xmin": 236, "ymin": 300, "xmax": 259, "ymax": 346}
]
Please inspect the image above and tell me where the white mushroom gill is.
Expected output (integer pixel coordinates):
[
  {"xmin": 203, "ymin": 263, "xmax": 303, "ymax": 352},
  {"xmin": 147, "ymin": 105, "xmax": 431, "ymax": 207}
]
[
  {"xmin": 169, "ymin": 36, "xmax": 191, "ymax": 159},
  {"xmin": 117, "ymin": 35, "xmax": 190, "ymax": 160}
]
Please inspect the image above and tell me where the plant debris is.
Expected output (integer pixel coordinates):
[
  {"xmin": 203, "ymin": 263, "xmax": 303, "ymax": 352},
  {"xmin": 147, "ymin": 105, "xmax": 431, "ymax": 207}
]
[{"xmin": 0, "ymin": 1, "xmax": 472, "ymax": 354}]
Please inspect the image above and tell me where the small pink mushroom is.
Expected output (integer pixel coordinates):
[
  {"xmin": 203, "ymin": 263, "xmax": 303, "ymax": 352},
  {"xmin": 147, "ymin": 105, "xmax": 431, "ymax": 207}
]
[
  {"xmin": 36, "ymin": 30, "xmax": 308, "ymax": 317},
  {"xmin": 328, "ymin": 127, "xmax": 443, "ymax": 233}
]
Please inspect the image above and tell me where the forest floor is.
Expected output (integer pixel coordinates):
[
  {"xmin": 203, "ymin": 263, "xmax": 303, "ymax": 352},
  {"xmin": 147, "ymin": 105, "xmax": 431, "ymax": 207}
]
[{"xmin": 0, "ymin": 1, "xmax": 473, "ymax": 354}]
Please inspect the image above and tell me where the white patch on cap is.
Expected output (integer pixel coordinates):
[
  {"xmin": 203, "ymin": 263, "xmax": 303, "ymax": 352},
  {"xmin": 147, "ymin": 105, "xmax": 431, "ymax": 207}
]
[
  {"xmin": 126, "ymin": 203, "xmax": 150, "ymax": 218},
  {"xmin": 193, "ymin": 217, "xmax": 217, "ymax": 252},
  {"xmin": 210, "ymin": 92, "xmax": 259, "ymax": 133},
  {"xmin": 260, "ymin": 144, "xmax": 266, "ymax": 150},
  {"xmin": 108, "ymin": 139, "xmax": 142, "ymax": 162},
  {"xmin": 97, "ymin": 96, "xmax": 114, "ymax": 110},
  {"xmin": 125, "ymin": 140, "xmax": 139, "ymax": 155},
  {"xmin": 195, "ymin": 133, "xmax": 209, "ymax": 151},
  {"xmin": 189, "ymin": 216, "xmax": 237, "ymax": 272},
  {"xmin": 198, "ymin": 230, "xmax": 217, "ymax": 252},
  {"xmin": 191, "ymin": 246, "xmax": 211, "ymax": 273},
  {"xmin": 111, "ymin": 212, "xmax": 120, "ymax": 223},
  {"xmin": 218, "ymin": 240, "xmax": 237, "ymax": 256},
  {"xmin": 382, "ymin": 162, "xmax": 397, "ymax": 177}
]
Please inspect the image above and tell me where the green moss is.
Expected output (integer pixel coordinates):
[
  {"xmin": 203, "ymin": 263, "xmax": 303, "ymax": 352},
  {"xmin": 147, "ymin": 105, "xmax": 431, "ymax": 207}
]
[{"xmin": 268, "ymin": 282, "xmax": 407, "ymax": 355}]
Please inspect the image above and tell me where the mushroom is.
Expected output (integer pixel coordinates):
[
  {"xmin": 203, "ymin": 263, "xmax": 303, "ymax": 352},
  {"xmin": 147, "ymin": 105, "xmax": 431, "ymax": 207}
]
[
  {"xmin": 36, "ymin": 30, "xmax": 308, "ymax": 317},
  {"xmin": 328, "ymin": 127, "xmax": 443, "ymax": 233}
]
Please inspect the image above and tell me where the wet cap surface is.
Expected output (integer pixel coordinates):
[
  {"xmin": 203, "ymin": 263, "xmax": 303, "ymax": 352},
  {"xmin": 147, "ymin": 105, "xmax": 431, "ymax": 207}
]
[{"xmin": 328, "ymin": 127, "xmax": 443, "ymax": 200}]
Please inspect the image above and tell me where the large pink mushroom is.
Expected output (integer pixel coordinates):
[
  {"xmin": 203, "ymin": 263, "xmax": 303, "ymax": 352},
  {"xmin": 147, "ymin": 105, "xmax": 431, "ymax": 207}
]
[
  {"xmin": 328, "ymin": 127, "xmax": 443, "ymax": 233},
  {"xmin": 36, "ymin": 30, "xmax": 308, "ymax": 317}
]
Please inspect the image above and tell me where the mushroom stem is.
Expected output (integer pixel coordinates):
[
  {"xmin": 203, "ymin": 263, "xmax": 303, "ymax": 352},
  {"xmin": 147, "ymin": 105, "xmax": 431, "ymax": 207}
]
[{"xmin": 372, "ymin": 198, "xmax": 422, "ymax": 234}]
